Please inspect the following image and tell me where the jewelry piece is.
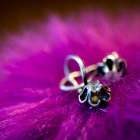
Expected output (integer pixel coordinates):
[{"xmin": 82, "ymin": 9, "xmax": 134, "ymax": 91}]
[
  {"xmin": 79, "ymin": 81, "xmax": 111, "ymax": 107},
  {"xmin": 60, "ymin": 55, "xmax": 111, "ymax": 107},
  {"xmin": 60, "ymin": 52, "xmax": 126, "ymax": 91},
  {"xmin": 97, "ymin": 52, "xmax": 127, "ymax": 81}
]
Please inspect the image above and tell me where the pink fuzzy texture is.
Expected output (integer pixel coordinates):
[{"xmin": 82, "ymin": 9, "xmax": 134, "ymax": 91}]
[{"xmin": 0, "ymin": 11, "xmax": 140, "ymax": 139}]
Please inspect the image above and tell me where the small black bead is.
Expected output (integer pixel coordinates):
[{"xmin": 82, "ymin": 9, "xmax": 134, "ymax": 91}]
[
  {"xmin": 118, "ymin": 61, "xmax": 125, "ymax": 72},
  {"xmin": 100, "ymin": 87, "xmax": 110, "ymax": 100},
  {"xmin": 106, "ymin": 59, "xmax": 113, "ymax": 70},
  {"xmin": 79, "ymin": 88, "xmax": 87, "ymax": 102},
  {"xmin": 97, "ymin": 66, "xmax": 105, "ymax": 76}
]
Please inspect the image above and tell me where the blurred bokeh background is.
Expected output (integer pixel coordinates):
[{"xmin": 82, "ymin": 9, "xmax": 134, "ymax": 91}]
[{"xmin": 0, "ymin": 0, "xmax": 140, "ymax": 37}]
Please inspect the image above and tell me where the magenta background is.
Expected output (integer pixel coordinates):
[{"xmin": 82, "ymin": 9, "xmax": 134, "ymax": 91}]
[{"xmin": 0, "ymin": 11, "xmax": 140, "ymax": 139}]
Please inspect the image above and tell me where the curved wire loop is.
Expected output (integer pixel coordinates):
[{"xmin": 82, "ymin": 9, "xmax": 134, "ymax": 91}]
[
  {"xmin": 64, "ymin": 55, "xmax": 87, "ymax": 85},
  {"xmin": 60, "ymin": 55, "xmax": 97, "ymax": 91}
]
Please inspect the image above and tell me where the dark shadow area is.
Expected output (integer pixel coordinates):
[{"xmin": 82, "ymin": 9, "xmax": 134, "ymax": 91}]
[{"xmin": 0, "ymin": 0, "xmax": 140, "ymax": 37}]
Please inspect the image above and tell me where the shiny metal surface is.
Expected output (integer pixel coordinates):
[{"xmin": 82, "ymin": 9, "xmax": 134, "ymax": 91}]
[{"xmin": 60, "ymin": 55, "xmax": 97, "ymax": 91}]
